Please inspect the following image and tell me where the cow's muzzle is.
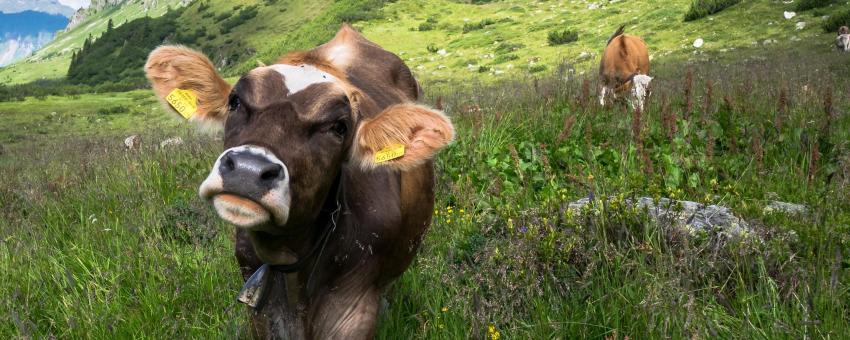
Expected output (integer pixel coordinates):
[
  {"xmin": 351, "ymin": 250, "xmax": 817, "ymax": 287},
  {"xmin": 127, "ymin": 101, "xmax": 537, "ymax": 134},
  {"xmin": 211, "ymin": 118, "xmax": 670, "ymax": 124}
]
[{"xmin": 199, "ymin": 145, "xmax": 291, "ymax": 229}]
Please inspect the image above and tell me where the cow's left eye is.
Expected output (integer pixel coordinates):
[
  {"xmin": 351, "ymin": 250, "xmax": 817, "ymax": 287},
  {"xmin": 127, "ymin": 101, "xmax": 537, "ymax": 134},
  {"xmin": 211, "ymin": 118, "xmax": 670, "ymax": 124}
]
[
  {"xmin": 228, "ymin": 96, "xmax": 241, "ymax": 112},
  {"xmin": 331, "ymin": 121, "xmax": 348, "ymax": 136}
]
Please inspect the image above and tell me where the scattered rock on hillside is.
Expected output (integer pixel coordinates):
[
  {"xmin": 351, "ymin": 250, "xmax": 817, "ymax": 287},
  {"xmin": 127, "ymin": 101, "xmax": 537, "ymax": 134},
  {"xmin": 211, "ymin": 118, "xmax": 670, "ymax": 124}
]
[
  {"xmin": 764, "ymin": 201, "xmax": 808, "ymax": 215},
  {"xmin": 784, "ymin": 11, "xmax": 796, "ymax": 20},
  {"xmin": 693, "ymin": 38, "xmax": 704, "ymax": 48},
  {"xmin": 796, "ymin": 22, "xmax": 806, "ymax": 30},
  {"xmin": 567, "ymin": 196, "xmax": 752, "ymax": 238},
  {"xmin": 124, "ymin": 135, "xmax": 141, "ymax": 150},
  {"xmin": 160, "ymin": 137, "xmax": 184, "ymax": 148},
  {"xmin": 577, "ymin": 51, "xmax": 591, "ymax": 60}
]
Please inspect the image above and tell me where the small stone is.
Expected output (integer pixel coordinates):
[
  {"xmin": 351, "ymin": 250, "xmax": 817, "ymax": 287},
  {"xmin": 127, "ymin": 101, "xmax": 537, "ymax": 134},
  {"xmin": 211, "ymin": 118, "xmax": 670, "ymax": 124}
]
[
  {"xmin": 693, "ymin": 38, "xmax": 704, "ymax": 48},
  {"xmin": 764, "ymin": 201, "xmax": 809, "ymax": 215},
  {"xmin": 124, "ymin": 135, "xmax": 141, "ymax": 150},
  {"xmin": 160, "ymin": 137, "xmax": 184, "ymax": 148}
]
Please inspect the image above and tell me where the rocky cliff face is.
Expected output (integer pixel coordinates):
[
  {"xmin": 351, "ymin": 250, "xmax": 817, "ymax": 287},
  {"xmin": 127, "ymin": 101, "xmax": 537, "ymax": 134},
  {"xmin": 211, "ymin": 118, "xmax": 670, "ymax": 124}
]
[
  {"xmin": 65, "ymin": 7, "xmax": 88, "ymax": 32},
  {"xmin": 89, "ymin": 0, "xmax": 132, "ymax": 11}
]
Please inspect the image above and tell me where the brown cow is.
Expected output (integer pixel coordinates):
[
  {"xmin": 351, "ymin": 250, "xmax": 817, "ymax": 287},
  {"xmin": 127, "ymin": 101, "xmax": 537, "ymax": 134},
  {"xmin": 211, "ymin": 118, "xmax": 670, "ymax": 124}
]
[
  {"xmin": 599, "ymin": 25, "xmax": 651, "ymax": 110},
  {"xmin": 145, "ymin": 25, "xmax": 454, "ymax": 339}
]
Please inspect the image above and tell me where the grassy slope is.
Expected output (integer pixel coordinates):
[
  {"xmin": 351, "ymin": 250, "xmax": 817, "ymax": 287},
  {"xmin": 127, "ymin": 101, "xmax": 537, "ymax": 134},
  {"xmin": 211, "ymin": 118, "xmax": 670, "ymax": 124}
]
[
  {"xmin": 359, "ymin": 0, "xmax": 844, "ymax": 82},
  {"xmin": 0, "ymin": 0, "xmax": 185, "ymax": 85},
  {"xmin": 3, "ymin": 0, "xmax": 845, "ymax": 86},
  {"xmin": 0, "ymin": 90, "xmax": 180, "ymax": 150}
]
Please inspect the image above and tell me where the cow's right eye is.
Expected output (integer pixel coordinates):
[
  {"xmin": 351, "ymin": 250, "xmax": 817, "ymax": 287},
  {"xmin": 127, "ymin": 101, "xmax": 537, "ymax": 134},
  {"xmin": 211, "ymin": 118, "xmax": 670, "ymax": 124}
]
[{"xmin": 228, "ymin": 96, "xmax": 241, "ymax": 112}]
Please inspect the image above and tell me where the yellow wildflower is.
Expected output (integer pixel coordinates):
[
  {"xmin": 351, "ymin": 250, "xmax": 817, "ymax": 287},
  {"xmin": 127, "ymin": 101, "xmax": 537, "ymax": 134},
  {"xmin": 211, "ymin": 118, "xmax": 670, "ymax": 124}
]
[
  {"xmin": 441, "ymin": 306, "xmax": 448, "ymax": 312},
  {"xmin": 488, "ymin": 325, "xmax": 501, "ymax": 340}
]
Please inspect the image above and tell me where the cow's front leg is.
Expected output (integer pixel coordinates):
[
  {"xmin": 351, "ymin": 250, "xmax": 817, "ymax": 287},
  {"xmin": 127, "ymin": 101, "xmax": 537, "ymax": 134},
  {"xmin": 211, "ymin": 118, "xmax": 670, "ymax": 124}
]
[{"xmin": 308, "ymin": 286, "xmax": 380, "ymax": 340}]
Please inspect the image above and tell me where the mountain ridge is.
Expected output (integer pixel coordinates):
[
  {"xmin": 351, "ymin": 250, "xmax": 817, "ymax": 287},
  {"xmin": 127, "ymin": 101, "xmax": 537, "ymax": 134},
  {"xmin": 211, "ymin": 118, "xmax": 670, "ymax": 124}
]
[
  {"xmin": 0, "ymin": 0, "xmax": 75, "ymax": 17},
  {"xmin": 0, "ymin": 10, "xmax": 69, "ymax": 66}
]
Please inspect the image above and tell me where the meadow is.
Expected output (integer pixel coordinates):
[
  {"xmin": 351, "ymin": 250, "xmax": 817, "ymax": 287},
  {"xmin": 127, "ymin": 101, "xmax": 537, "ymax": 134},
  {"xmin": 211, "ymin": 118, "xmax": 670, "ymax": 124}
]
[{"xmin": 1, "ymin": 43, "xmax": 850, "ymax": 339}]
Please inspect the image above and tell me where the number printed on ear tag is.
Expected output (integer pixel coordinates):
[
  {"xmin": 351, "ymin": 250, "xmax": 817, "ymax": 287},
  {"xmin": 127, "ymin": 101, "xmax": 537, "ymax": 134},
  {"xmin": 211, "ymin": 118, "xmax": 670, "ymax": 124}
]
[
  {"xmin": 165, "ymin": 88, "xmax": 198, "ymax": 119},
  {"xmin": 375, "ymin": 144, "xmax": 405, "ymax": 163}
]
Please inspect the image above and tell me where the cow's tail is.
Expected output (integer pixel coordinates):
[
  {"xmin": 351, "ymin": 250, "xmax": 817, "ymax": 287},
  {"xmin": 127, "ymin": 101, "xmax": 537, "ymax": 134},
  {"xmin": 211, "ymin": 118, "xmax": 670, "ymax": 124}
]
[{"xmin": 606, "ymin": 25, "xmax": 626, "ymax": 46}]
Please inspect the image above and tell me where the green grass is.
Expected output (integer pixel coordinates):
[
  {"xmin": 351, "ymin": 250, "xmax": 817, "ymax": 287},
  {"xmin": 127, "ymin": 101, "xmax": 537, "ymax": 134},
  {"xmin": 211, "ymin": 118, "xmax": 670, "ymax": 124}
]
[
  {"xmin": 1, "ymin": 41, "xmax": 849, "ymax": 337},
  {"xmin": 0, "ymin": 90, "xmax": 180, "ymax": 148}
]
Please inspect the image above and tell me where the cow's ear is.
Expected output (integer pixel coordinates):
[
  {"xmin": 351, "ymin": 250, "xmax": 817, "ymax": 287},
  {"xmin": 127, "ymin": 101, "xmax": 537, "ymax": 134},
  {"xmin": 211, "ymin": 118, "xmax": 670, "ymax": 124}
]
[
  {"xmin": 145, "ymin": 45, "xmax": 231, "ymax": 126},
  {"xmin": 352, "ymin": 103, "xmax": 454, "ymax": 171}
]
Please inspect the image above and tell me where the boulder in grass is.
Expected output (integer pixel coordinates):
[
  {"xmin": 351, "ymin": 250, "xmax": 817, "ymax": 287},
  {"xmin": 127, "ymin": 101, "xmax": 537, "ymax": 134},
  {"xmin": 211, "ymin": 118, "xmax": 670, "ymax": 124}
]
[
  {"xmin": 764, "ymin": 201, "xmax": 808, "ymax": 216},
  {"xmin": 567, "ymin": 196, "xmax": 753, "ymax": 238}
]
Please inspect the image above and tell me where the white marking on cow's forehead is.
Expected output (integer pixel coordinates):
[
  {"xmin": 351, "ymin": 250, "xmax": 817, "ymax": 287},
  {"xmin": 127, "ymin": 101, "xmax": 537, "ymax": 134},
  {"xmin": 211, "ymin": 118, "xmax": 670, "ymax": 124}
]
[{"xmin": 269, "ymin": 64, "xmax": 339, "ymax": 95}]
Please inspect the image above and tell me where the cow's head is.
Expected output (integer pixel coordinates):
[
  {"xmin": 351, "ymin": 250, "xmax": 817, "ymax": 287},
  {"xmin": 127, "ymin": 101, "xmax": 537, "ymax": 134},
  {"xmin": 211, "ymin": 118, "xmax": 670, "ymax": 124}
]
[
  {"xmin": 839, "ymin": 26, "xmax": 849, "ymax": 36},
  {"xmin": 144, "ymin": 27, "xmax": 453, "ymax": 262}
]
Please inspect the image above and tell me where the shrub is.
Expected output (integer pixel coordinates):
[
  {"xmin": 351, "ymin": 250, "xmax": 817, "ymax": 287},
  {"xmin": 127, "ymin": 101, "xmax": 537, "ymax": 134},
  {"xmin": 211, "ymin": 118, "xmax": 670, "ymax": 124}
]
[
  {"xmin": 547, "ymin": 29, "xmax": 578, "ymax": 45},
  {"xmin": 823, "ymin": 9, "xmax": 850, "ymax": 32},
  {"xmin": 495, "ymin": 42, "xmax": 524, "ymax": 54},
  {"xmin": 221, "ymin": 5, "xmax": 259, "ymax": 32},
  {"xmin": 494, "ymin": 53, "xmax": 518, "ymax": 64},
  {"xmin": 796, "ymin": 0, "xmax": 837, "ymax": 11},
  {"xmin": 462, "ymin": 18, "xmax": 495, "ymax": 33},
  {"xmin": 427, "ymin": 44, "xmax": 439, "ymax": 53},
  {"xmin": 529, "ymin": 64, "xmax": 547, "ymax": 73},
  {"xmin": 683, "ymin": 0, "xmax": 741, "ymax": 21},
  {"xmin": 97, "ymin": 106, "xmax": 129, "ymax": 115},
  {"xmin": 418, "ymin": 22, "xmax": 435, "ymax": 31}
]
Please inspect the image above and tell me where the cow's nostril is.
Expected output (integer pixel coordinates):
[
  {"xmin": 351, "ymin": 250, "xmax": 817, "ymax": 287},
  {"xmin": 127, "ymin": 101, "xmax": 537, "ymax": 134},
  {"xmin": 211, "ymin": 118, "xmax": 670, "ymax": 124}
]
[
  {"xmin": 260, "ymin": 164, "xmax": 284, "ymax": 181},
  {"xmin": 220, "ymin": 153, "xmax": 236, "ymax": 174}
]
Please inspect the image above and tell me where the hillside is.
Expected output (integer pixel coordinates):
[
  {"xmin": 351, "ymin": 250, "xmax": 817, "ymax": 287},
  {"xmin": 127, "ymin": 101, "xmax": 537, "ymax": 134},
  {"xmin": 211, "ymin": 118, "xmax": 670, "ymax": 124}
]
[
  {"xmin": 0, "ymin": 0, "xmax": 185, "ymax": 84},
  {"xmin": 3, "ymin": 0, "xmax": 850, "ymax": 86},
  {"xmin": 361, "ymin": 0, "xmax": 848, "ymax": 82},
  {"xmin": 65, "ymin": 0, "xmax": 395, "ymax": 85}
]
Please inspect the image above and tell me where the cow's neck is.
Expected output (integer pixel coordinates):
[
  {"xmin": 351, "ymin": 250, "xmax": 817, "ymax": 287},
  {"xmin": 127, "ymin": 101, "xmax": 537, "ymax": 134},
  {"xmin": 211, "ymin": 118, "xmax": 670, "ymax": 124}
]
[{"xmin": 250, "ymin": 174, "xmax": 346, "ymax": 339}]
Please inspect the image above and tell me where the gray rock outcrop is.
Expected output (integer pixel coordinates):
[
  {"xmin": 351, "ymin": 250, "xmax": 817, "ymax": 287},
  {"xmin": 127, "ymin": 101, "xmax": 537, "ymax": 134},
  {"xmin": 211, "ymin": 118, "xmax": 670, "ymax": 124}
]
[{"xmin": 567, "ymin": 196, "xmax": 752, "ymax": 238}]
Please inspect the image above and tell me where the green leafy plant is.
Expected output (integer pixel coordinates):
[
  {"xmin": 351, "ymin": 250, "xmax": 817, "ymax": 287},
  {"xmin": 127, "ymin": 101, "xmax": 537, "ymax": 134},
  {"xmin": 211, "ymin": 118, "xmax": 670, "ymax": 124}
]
[{"xmin": 547, "ymin": 29, "xmax": 578, "ymax": 45}]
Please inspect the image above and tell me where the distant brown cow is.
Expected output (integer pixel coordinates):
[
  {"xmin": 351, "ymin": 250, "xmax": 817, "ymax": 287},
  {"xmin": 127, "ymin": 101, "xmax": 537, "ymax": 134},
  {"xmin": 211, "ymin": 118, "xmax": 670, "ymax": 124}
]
[
  {"xmin": 145, "ymin": 25, "xmax": 454, "ymax": 339},
  {"xmin": 599, "ymin": 25, "xmax": 651, "ymax": 110}
]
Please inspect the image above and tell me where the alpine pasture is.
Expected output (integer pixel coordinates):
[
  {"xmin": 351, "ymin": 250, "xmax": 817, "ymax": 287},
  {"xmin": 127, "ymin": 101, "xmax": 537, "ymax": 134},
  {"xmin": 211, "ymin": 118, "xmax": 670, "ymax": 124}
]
[{"xmin": 1, "ymin": 0, "xmax": 849, "ymax": 338}]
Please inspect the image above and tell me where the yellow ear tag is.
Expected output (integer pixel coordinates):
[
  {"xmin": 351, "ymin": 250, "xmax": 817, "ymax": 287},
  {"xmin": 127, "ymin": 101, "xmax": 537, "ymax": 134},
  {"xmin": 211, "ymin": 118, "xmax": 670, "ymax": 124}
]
[
  {"xmin": 165, "ymin": 88, "xmax": 198, "ymax": 119},
  {"xmin": 374, "ymin": 144, "xmax": 405, "ymax": 163}
]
